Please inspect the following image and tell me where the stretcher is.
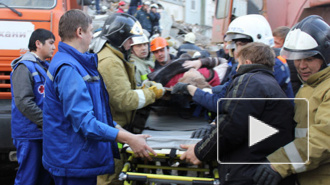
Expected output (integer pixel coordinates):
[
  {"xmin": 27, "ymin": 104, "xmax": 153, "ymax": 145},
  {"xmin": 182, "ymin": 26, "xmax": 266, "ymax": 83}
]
[{"xmin": 119, "ymin": 105, "xmax": 220, "ymax": 185}]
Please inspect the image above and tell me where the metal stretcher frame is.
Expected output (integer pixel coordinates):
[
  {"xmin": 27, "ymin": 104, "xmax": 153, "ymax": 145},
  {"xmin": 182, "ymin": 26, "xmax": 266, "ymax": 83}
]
[{"xmin": 119, "ymin": 149, "xmax": 220, "ymax": 185}]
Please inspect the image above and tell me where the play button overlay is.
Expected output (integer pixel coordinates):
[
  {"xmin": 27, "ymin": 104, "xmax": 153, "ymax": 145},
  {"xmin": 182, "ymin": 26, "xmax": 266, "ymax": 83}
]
[
  {"xmin": 249, "ymin": 116, "xmax": 279, "ymax": 147},
  {"xmin": 216, "ymin": 98, "xmax": 310, "ymax": 165}
]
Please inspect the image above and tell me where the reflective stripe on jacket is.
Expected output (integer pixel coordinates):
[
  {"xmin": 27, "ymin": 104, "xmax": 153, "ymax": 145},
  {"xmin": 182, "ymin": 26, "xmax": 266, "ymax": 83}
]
[
  {"xmin": 268, "ymin": 66, "xmax": 330, "ymax": 185},
  {"xmin": 97, "ymin": 43, "xmax": 156, "ymax": 127}
]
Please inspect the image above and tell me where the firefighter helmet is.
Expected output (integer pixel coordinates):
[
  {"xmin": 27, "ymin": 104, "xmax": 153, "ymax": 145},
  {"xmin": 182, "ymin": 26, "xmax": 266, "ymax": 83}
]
[
  {"xmin": 280, "ymin": 15, "xmax": 330, "ymax": 64},
  {"xmin": 100, "ymin": 13, "xmax": 143, "ymax": 49},
  {"xmin": 131, "ymin": 34, "xmax": 149, "ymax": 46},
  {"xmin": 225, "ymin": 14, "xmax": 274, "ymax": 47}
]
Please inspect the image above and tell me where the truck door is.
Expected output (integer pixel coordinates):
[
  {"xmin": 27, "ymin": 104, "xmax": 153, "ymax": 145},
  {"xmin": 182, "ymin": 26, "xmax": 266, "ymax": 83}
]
[
  {"xmin": 212, "ymin": 0, "xmax": 265, "ymax": 43},
  {"xmin": 0, "ymin": 0, "xmax": 76, "ymax": 162}
]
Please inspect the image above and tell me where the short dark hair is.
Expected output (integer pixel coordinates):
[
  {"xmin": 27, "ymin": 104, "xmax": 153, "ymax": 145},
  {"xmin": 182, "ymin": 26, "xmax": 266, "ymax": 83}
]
[
  {"xmin": 28, "ymin": 29, "xmax": 55, "ymax": 51},
  {"xmin": 59, "ymin": 9, "xmax": 92, "ymax": 41},
  {"xmin": 272, "ymin": 26, "xmax": 290, "ymax": 39},
  {"xmin": 237, "ymin": 42, "xmax": 275, "ymax": 68}
]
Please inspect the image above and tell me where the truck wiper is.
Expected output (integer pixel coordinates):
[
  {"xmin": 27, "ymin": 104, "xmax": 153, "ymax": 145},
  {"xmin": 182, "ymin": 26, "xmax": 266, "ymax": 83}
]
[{"xmin": 0, "ymin": 2, "xmax": 22, "ymax": 17}]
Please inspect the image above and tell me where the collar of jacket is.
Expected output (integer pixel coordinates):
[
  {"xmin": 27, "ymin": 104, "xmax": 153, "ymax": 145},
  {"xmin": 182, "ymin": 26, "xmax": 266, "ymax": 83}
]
[
  {"xmin": 99, "ymin": 43, "xmax": 126, "ymax": 62},
  {"xmin": 130, "ymin": 54, "xmax": 154, "ymax": 68},
  {"xmin": 154, "ymin": 54, "xmax": 175, "ymax": 68},
  {"xmin": 235, "ymin": 64, "xmax": 273, "ymax": 77},
  {"xmin": 306, "ymin": 66, "xmax": 330, "ymax": 87},
  {"xmin": 11, "ymin": 51, "xmax": 37, "ymax": 69},
  {"xmin": 58, "ymin": 41, "xmax": 98, "ymax": 75}
]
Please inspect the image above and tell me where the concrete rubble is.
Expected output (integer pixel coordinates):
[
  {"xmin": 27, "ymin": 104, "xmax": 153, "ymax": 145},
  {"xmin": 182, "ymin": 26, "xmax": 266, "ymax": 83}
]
[{"xmin": 87, "ymin": 0, "xmax": 221, "ymax": 56}]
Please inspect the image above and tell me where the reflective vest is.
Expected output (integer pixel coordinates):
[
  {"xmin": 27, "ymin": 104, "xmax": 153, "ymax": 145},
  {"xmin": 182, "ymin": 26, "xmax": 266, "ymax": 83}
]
[{"xmin": 11, "ymin": 60, "xmax": 48, "ymax": 139}]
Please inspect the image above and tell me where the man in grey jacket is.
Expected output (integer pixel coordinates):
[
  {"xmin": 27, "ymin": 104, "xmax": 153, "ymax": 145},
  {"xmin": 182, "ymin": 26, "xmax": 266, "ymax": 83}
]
[{"xmin": 10, "ymin": 28, "xmax": 55, "ymax": 185}]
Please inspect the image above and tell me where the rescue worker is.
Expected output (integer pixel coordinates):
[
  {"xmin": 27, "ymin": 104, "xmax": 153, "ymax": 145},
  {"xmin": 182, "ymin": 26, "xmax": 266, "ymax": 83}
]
[
  {"xmin": 92, "ymin": 13, "xmax": 164, "ymax": 185},
  {"xmin": 130, "ymin": 34, "xmax": 154, "ymax": 86},
  {"xmin": 10, "ymin": 28, "xmax": 55, "ymax": 185},
  {"xmin": 42, "ymin": 10, "xmax": 156, "ymax": 185},
  {"xmin": 224, "ymin": 14, "xmax": 294, "ymax": 98},
  {"xmin": 254, "ymin": 15, "xmax": 330, "ymax": 185},
  {"xmin": 150, "ymin": 37, "xmax": 175, "ymax": 71},
  {"xmin": 134, "ymin": 1, "xmax": 155, "ymax": 35},
  {"xmin": 179, "ymin": 15, "xmax": 294, "ymax": 113},
  {"xmin": 179, "ymin": 42, "xmax": 295, "ymax": 184},
  {"xmin": 176, "ymin": 32, "xmax": 202, "ymax": 58},
  {"xmin": 150, "ymin": 3, "xmax": 160, "ymax": 35}
]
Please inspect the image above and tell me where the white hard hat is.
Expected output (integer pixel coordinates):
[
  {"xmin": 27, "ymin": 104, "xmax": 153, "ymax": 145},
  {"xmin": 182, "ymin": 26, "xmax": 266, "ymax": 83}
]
[
  {"xmin": 184, "ymin": 32, "xmax": 196, "ymax": 44},
  {"xmin": 225, "ymin": 14, "xmax": 274, "ymax": 47},
  {"xmin": 131, "ymin": 34, "xmax": 149, "ymax": 46},
  {"xmin": 150, "ymin": 4, "xmax": 158, "ymax": 9},
  {"xmin": 143, "ymin": 1, "xmax": 151, "ymax": 5}
]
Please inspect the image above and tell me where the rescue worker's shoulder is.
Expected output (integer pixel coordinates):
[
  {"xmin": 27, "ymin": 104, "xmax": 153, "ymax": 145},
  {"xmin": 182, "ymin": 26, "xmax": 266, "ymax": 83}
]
[{"xmin": 97, "ymin": 45, "xmax": 125, "ymax": 66}]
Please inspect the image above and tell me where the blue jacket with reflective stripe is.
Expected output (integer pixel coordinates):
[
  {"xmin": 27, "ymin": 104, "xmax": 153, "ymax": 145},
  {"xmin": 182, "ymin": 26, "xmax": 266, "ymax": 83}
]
[
  {"xmin": 10, "ymin": 57, "xmax": 48, "ymax": 139},
  {"xmin": 42, "ymin": 42, "xmax": 120, "ymax": 177}
]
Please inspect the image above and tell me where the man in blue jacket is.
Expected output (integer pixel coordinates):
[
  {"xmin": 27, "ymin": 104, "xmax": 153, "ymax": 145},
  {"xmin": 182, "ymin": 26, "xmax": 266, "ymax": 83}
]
[
  {"xmin": 134, "ymin": 1, "xmax": 156, "ymax": 35},
  {"xmin": 10, "ymin": 28, "xmax": 55, "ymax": 185},
  {"xmin": 42, "ymin": 9, "xmax": 156, "ymax": 185}
]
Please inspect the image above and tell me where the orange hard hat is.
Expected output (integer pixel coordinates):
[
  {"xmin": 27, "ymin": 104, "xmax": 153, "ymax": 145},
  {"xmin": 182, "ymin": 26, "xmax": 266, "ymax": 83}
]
[
  {"xmin": 150, "ymin": 37, "xmax": 169, "ymax": 52},
  {"xmin": 118, "ymin": 1, "xmax": 126, "ymax": 6}
]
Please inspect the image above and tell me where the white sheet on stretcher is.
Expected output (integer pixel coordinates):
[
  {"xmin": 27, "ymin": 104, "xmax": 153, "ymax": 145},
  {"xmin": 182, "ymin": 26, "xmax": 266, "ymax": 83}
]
[
  {"xmin": 136, "ymin": 106, "xmax": 209, "ymax": 151},
  {"xmin": 143, "ymin": 130, "xmax": 202, "ymax": 150}
]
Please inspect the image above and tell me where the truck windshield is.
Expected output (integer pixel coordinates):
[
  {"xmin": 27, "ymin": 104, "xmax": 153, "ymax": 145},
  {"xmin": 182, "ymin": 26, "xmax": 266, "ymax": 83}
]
[{"xmin": 0, "ymin": 0, "xmax": 56, "ymax": 9}]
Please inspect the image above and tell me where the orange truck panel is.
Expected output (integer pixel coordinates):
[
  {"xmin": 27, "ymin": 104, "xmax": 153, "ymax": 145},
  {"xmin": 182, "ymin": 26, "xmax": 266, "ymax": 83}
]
[{"xmin": 0, "ymin": 0, "xmax": 81, "ymax": 99}]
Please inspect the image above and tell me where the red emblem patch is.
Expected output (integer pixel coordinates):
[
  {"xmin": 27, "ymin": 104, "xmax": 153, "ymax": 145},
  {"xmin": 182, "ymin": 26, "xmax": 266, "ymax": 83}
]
[{"xmin": 38, "ymin": 85, "xmax": 45, "ymax": 94}]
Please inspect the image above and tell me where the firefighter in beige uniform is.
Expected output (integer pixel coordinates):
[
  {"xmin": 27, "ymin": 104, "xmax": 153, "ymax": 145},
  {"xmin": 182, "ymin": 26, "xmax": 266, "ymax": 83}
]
[
  {"xmin": 92, "ymin": 13, "xmax": 164, "ymax": 185},
  {"xmin": 253, "ymin": 15, "xmax": 330, "ymax": 185}
]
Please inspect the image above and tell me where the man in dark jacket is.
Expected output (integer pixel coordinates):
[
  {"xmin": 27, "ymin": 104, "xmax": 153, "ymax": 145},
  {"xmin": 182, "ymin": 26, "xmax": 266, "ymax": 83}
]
[
  {"xmin": 176, "ymin": 32, "xmax": 202, "ymax": 58},
  {"xmin": 150, "ymin": 3, "xmax": 160, "ymax": 35},
  {"xmin": 179, "ymin": 42, "xmax": 295, "ymax": 185},
  {"xmin": 134, "ymin": 1, "xmax": 156, "ymax": 35}
]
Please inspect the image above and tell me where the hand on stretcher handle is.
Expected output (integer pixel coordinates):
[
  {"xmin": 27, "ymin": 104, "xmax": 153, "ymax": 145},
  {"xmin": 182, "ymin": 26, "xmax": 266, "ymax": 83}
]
[
  {"xmin": 180, "ymin": 144, "xmax": 201, "ymax": 165},
  {"xmin": 116, "ymin": 129, "xmax": 157, "ymax": 161}
]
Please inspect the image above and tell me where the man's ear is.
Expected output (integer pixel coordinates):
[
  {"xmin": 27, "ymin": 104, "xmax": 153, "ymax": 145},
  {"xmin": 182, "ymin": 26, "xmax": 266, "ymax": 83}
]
[
  {"xmin": 245, "ymin": 59, "xmax": 252, "ymax": 65},
  {"xmin": 76, "ymin": 27, "xmax": 83, "ymax": 39},
  {"xmin": 35, "ymin": 40, "xmax": 42, "ymax": 50}
]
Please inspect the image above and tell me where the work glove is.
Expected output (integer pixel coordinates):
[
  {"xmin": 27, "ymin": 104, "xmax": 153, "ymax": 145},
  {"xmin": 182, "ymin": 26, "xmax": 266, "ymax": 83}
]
[
  {"xmin": 191, "ymin": 124, "xmax": 214, "ymax": 138},
  {"xmin": 149, "ymin": 82, "xmax": 165, "ymax": 99},
  {"xmin": 142, "ymin": 80, "xmax": 161, "ymax": 88},
  {"xmin": 253, "ymin": 164, "xmax": 282, "ymax": 185},
  {"xmin": 171, "ymin": 82, "xmax": 189, "ymax": 95}
]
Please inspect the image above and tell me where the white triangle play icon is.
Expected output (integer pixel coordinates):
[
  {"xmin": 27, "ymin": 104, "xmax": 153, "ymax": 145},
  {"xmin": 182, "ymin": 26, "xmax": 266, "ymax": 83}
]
[{"xmin": 249, "ymin": 116, "xmax": 279, "ymax": 147}]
